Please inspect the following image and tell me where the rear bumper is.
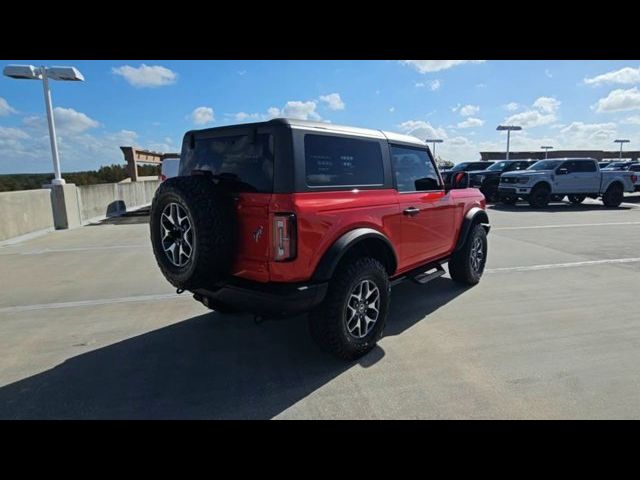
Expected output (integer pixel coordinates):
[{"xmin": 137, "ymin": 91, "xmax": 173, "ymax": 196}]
[{"xmin": 193, "ymin": 278, "xmax": 328, "ymax": 317}]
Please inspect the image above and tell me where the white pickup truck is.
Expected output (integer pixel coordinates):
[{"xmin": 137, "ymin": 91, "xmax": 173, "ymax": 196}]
[{"xmin": 498, "ymin": 158, "xmax": 637, "ymax": 208}]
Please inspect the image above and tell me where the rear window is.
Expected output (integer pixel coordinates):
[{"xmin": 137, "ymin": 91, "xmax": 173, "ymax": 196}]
[
  {"xmin": 304, "ymin": 134, "xmax": 384, "ymax": 187},
  {"xmin": 180, "ymin": 133, "xmax": 274, "ymax": 192}
]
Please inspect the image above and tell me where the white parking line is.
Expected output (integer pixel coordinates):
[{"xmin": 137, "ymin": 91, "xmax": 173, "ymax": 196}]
[
  {"xmin": 487, "ymin": 257, "xmax": 640, "ymax": 273},
  {"xmin": 0, "ymin": 244, "xmax": 149, "ymax": 256},
  {"xmin": 494, "ymin": 221, "xmax": 640, "ymax": 231},
  {"xmin": 0, "ymin": 293, "xmax": 182, "ymax": 314}
]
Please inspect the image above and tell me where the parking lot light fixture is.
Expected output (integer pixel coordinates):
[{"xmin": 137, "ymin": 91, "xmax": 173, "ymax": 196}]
[
  {"xmin": 425, "ymin": 138, "xmax": 444, "ymax": 158},
  {"xmin": 497, "ymin": 125, "xmax": 522, "ymax": 161},
  {"xmin": 541, "ymin": 145, "xmax": 554, "ymax": 159},
  {"xmin": 614, "ymin": 139, "xmax": 630, "ymax": 162},
  {"xmin": 3, "ymin": 64, "xmax": 85, "ymax": 186}
]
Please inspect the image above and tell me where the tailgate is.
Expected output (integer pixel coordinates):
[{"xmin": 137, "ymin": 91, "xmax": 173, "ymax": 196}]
[{"xmin": 230, "ymin": 193, "xmax": 272, "ymax": 282}]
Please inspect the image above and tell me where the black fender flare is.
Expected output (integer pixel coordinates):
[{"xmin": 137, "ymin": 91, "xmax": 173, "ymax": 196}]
[
  {"xmin": 311, "ymin": 228, "xmax": 398, "ymax": 282},
  {"xmin": 454, "ymin": 207, "xmax": 490, "ymax": 251}
]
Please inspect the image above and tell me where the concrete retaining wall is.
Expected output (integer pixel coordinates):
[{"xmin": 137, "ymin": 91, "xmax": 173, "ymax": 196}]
[
  {"xmin": 76, "ymin": 179, "xmax": 160, "ymax": 224},
  {"xmin": 0, "ymin": 189, "xmax": 55, "ymax": 242},
  {"xmin": 0, "ymin": 179, "xmax": 160, "ymax": 243}
]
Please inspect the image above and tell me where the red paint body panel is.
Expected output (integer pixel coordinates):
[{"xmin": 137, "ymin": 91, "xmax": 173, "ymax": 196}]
[{"xmin": 230, "ymin": 187, "xmax": 486, "ymax": 284}]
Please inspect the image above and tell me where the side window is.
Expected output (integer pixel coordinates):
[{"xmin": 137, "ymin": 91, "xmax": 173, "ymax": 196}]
[
  {"xmin": 577, "ymin": 160, "xmax": 597, "ymax": 172},
  {"xmin": 304, "ymin": 134, "xmax": 384, "ymax": 187},
  {"xmin": 630, "ymin": 165, "xmax": 640, "ymax": 172},
  {"xmin": 390, "ymin": 145, "xmax": 441, "ymax": 192},
  {"xmin": 560, "ymin": 160, "xmax": 577, "ymax": 173}
]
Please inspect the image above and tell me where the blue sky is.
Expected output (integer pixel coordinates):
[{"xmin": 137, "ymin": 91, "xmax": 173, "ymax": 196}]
[{"xmin": 1, "ymin": 60, "xmax": 639, "ymax": 173}]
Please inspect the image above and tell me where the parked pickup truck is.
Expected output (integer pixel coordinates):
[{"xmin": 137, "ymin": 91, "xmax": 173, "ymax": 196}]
[{"xmin": 499, "ymin": 158, "xmax": 637, "ymax": 208}]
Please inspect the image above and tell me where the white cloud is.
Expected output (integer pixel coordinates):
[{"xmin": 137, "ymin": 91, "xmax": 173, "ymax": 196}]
[
  {"xmin": 319, "ymin": 93, "xmax": 345, "ymax": 110},
  {"xmin": 560, "ymin": 122, "xmax": 617, "ymax": 142},
  {"xmin": 505, "ymin": 110, "xmax": 556, "ymax": 128},
  {"xmin": 397, "ymin": 120, "xmax": 447, "ymax": 141},
  {"xmin": 592, "ymin": 87, "xmax": 640, "ymax": 112},
  {"xmin": 504, "ymin": 102, "xmax": 519, "ymax": 112},
  {"xmin": 389, "ymin": 107, "xmax": 395, "ymax": 112},
  {"xmin": 584, "ymin": 66, "xmax": 640, "ymax": 86},
  {"xmin": 279, "ymin": 100, "xmax": 321, "ymax": 120},
  {"xmin": 415, "ymin": 79, "xmax": 441, "ymax": 91},
  {"xmin": 0, "ymin": 97, "xmax": 17, "ymax": 116},
  {"xmin": 231, "ymin": 112, "xmax": 261, "ymax": 122},
  {"xmin": 400, "ymin": 60, "xmax": 485, "ymax": 73},
  {"xmin": 457, "ymin": 117, "xmax": 484, "ymax": 128},
  {"xmin": 545, "ymin": 69, "xmax": 553, "ymax": 78},
  {"xmin": 622, "ymin": 115, "xmax": 640, "ymax": 125},
  {"xmin": 190, "ymin": 106, "xmax": 215, "ymax": 125},
  {"xmin": 112, "ymin": 64, "xmax": 177, "ymax": 88},
  {"xmin": 0, "ymin": 126, "xmax": 29, "ymax": 141},
  {"xmin": 532, "ymin": 96, "xmax": 561, "ymax": 114},
  {"xmin": 502, "ymin": 96, "xmax": 560, "ymax": 128},
  {"xmin": 53, "ymin": 107, "xmax": 100, "ymax": 133},
  {"xmin": 237, "ymin": 70, "xmax": 247, "ymax": 76},
  {"xmin": 451, "ymin": 103, "xmax": 461, "ymax": 113},
  {"xmin": 459, "ymin": 104, "xmax": 479, "ymax": 117},
  {"xmin": 267, "ymin": 107, "xmax": 281, "ymax": 119}
]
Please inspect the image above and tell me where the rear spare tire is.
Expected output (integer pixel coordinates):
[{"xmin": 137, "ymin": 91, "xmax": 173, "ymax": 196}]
[{"xmin": 150, "ymin": 176, "xmax": 236, "ymax": 290}]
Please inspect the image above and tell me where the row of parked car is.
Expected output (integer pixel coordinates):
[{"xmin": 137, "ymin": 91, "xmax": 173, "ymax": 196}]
[{"xmin": 441, "ymin": 158, "xmax": 640, "ymax": 208}]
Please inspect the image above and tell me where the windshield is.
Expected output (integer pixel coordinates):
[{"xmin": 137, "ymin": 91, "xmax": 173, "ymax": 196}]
[
  {"xmin": 528, "ymin": 160, "xmax": 562, "ymax": 171},
  {"xmin": 180, "ymin": 133, "xmax": 274, "ymax": 192},
  {"xmin": 487, "ymin": 161, "xmax": 510, "ymax": 172},
  {"xmin": 602, "ymin": 162, "xmax": 630, "ymax": 171}
]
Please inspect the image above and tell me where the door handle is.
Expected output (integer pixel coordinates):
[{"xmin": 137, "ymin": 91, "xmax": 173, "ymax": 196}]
[{"xmin": 403, "ymin": 207, "xmax": 420, "ymax": 216}]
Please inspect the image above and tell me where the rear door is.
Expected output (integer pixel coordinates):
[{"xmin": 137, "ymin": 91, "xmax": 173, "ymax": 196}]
[
  {"xmin": 574, "ymin": 160, "xmax": 599, "ymax": 193},
  {"xmin": 555, "ymin": 160, "xmax": 578, "ymax": 192},
  {"xmin": 391, "ymin": 144, "xmax": 456, "ymax": 269}
]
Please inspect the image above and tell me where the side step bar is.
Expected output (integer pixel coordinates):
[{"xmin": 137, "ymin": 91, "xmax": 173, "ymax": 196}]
[
  {"xmin": 390, "ymin": 261, "xmax": 448, "ymax": 288},
  {"xmin": 411, "ymin": 265, "xmax": 446, "ymax": 285}
]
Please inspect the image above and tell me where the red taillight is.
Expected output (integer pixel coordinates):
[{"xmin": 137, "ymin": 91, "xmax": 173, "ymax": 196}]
[
  {"xmin": 160, "ymin": 174, "xmax": 167, "ymax": 182},
  {"xmin": 273, "ymin": 213, "xmax": 297, "ymax": 262},
  {"xmin": 632, "ymin": 174, "xmax": 638, "ymax": 183}
]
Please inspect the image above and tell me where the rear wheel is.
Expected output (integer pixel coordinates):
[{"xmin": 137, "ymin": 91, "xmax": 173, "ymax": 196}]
[
  {"xmin": 568, "ymin": 194, "xmax": 586, "ymax": 205},
  {"xmin": 309, "ymin": 257, "xmax": 390, "ymax": 360},
  {"xmin": 529, "ymin": 184, "xmax": 550, "ymax": 208},
  {"xmin": 602, "ymin": 183, "xmax": 624, "ymax": 208},
  {"xmin": 449, "ymin": 223, "xmax": 487, "ymax": 285}
]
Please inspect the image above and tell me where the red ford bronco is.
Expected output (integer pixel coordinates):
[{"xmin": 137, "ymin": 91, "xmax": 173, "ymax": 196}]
[{"xmin": 150, "ymin": 119, "xmax": 489, "ymax": 360}]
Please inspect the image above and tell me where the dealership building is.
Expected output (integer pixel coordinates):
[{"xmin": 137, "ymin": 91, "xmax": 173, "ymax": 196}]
[{"xmin": 480, "ymin": 150, "xmax": 640, "ymax": 162}]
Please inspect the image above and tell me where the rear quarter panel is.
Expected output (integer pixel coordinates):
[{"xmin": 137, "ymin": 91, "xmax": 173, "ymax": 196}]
[
  {"xmin": 269, "ymin": 189, "xmax": 401, "ymax": 283},
  {"xmin": 448, "ymin": 188, "xmax": 487, "ymax": 249}
]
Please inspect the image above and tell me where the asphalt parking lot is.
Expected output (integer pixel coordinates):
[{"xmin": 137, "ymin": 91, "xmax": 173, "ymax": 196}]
[{"xmin": 1, "ymin": 196, "xmax": 640, "ymax": 419}]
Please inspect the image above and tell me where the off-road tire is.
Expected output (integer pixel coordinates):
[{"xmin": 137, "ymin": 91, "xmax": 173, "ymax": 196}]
[
  {"xmin": 529, "ymin": 184, "xmax": 551, "ymax": 208},
  {"xmin": 150, "ymin": 176, "xmax": 236, "ymax": 290},
  {"xmin": 309, "ymin": 257, "xmax": 390, "ymax": 361},
  {"xmin": 568, "ymin": 194, "xmax": 586, "ymax": 205},
  {"xmin": 448, "ymin": 223, "xmax": 487, "ymax": 285},
  {"xmin": 602, "ymin": 183, "xmax": 624, "ymax": 208}
]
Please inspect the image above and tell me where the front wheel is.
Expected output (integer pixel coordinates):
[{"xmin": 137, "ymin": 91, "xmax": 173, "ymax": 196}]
[
  {"xmin": 448, "ymin": 223, "xmax": 488, "ymax": 285},
  {"xmin": 602, "ymin": 183, "xmax": 624, "ymax": 208},
  {"xmin": 309, "ymin": 257, "xmax": 390, "ymax": 360},
  {"xmin": 529, "ymin": 184, "xmax": 550, "ymax": 208}
]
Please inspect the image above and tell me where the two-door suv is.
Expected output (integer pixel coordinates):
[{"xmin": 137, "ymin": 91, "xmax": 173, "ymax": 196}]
[{"xmin": 150, "ymin": 119, "xmax": 489, "ymax": 359}]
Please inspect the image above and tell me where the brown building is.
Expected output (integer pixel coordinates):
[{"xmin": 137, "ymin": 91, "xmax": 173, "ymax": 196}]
[{"xmin": 480, "ymin": 150, "xmax": 640, "ymax": 162}]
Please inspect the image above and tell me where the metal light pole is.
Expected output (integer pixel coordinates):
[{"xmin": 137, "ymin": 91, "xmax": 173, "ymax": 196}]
[
  {"xmin": 541, "ymin": 145, "xmax": 553, "ymax": 159},
  {"xmin": 3, "ymin": 64, "xmax": 85, "ymax": 185},
  {"xmin": 614, "ymin": 139, "xmax": 630, "ymax": 162},
  {"xmin": 497, "ymin": 125, "xmax": 522, "ymax": 161},
  {"xmin": 425, "ymin": 138, "xmax": 443, "ymax": 158}
]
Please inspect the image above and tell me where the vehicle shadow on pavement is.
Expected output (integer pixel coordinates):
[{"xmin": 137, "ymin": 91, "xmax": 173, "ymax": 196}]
[
  {"xmin": 0, "ymin": 278, "xmax": 467, "ymax": 420},
  {"xmin": 488, "ymin": 203, "xmax": 631, "ymax": 212}
]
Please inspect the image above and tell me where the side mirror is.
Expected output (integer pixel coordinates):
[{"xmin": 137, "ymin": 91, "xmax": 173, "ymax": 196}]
[
  {"xmin": 556, "ymin": 167, "xmax": 569, "ymax": 175},
  {"xmin": 446, "ymin": 171, "xmax": 469, "ymax": 192}
]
